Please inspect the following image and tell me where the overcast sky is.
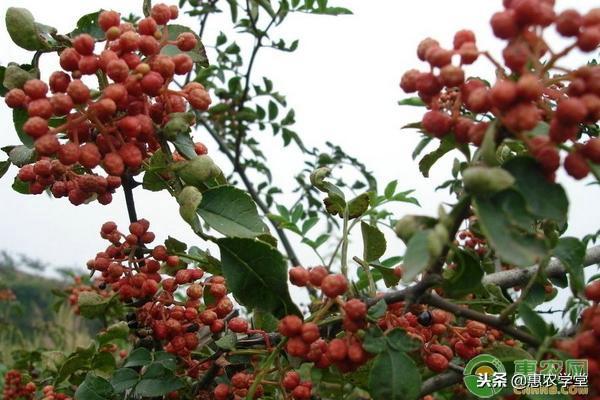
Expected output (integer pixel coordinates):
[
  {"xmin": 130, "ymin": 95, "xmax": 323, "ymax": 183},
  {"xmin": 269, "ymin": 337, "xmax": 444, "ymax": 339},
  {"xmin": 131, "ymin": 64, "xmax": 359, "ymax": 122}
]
[{"xmin": 1, "ymin": 1, "xmax": 599, "ymax": 322}]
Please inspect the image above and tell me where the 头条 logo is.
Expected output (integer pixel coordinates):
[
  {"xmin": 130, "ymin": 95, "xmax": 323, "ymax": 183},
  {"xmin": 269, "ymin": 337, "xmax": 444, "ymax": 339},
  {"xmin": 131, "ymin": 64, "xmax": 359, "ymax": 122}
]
[{"xmin": 463, "ymin": 354, "xmax": 507, "ymax": 398}]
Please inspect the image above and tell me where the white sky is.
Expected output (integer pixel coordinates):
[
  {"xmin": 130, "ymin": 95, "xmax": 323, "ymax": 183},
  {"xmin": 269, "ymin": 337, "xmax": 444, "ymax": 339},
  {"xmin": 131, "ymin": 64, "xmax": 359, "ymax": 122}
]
[{"xmin": 0, "ymin": 1, "xmax": 599, "ymax": 323}]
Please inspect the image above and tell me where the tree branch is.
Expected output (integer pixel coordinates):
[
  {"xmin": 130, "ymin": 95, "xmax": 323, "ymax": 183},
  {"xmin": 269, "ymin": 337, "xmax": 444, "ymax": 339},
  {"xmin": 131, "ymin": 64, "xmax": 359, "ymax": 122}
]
[
  {"xmin": 123, "ymin": 174, "xmax": 139, "ymax": 223},
  {"xmin": 482, "ymin": 244, "xmax": 600, "ymax": 288},
  {"xmin": 419, "ymin": 370, "xmax": 462, "ymax": 397},
  {"xmin": 423, "ymin": 293, "xmax": 541, "ymax": 346}
]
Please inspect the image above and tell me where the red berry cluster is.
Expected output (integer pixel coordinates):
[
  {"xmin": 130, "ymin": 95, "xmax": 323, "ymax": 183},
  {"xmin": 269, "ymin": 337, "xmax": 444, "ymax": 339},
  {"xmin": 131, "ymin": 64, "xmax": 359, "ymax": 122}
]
[
  {"xmin": 213, "ymin": 372, "xmax": 264, "ymax": 400},
  {"xmin": 557, "ymin": 280, "xmax": 600, "ymax": 397},
  {"xmin": 86, "ymin": 219, "xmax": 250, "ymax": 378},
  {"xmin": 40, "ymin": 385, "xmax": 72, "ymax": 400},
  {"xmin": 379, "ymin": 305, "xmax": 506, "ymax": 371},
  {"xmin": 137, "ymin": 272, "xmax": 236, "ymax": 357},
  {"xmin": 2, "ymin": 371, "xmax": 35, "ymax": 400},
  {"xmin": 288, "ymin": 266, "xmax": 348, "ymax": 297},
  {"xmin": 278, "ymin": 298, "xmax": 370, "ymax": 373},
  {"xmin": 4, "ymin": 3, "xmax": 212, "ymax": 205},
  {"xmin": 400, "ymin": 1, "xmax": 600, "ymax": 180},
  {"xmin": 282, "ymin": 371, "xmax": 312, "ymax": 400},
  {"xmin": 87, "ymin": 219, "xmax": 162, "ymax": 301},
  {"xmin": 457, "ymin": 229, "xmax": 488, "ymax": 257}
]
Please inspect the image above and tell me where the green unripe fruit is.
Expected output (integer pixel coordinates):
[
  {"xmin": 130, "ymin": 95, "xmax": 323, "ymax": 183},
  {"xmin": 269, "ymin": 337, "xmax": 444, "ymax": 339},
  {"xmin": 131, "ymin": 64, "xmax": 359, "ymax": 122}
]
[
  {"xmin": 178, "ymin": 185, "xmax": 203, "ymax": 207},
  {"xmin": 175, "ymin": 155, "xmax": 221, "ymax": 186},
  {"xmin": 433, "ymin": 223, "xmax": 449, "ymax": 243},
  {"xmin": 178, "ymin": 186, "xmax": 203, "ymax": 226},
  {"xmin": 462, "ymin": 166, "xmax": 515, "ymax": 195},
  {"xmin": 427, "ymin": 230, "xmax": 444, "ymax": 259},
  {"xmin": 163, "ymin": 116, "xmax": 190, "ymax": 141},
  {"xmin": 394, "ymin": 215, "xmax": 437, "ymax": 244}
]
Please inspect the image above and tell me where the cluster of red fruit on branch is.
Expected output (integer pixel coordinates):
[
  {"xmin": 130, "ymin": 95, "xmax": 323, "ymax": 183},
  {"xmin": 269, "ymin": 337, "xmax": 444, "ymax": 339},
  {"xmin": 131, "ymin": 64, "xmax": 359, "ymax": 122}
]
[
  {"xmin": 87, "ymin": 219, "xmax": 248, "ymax": 359},
  {"xmin": 4, "ymin": 3, "xmax": 212, "ymax": 205},
  {"xmin": 40, "ymin": 385, "xmax": 72, "ymax": 400},
  {"xmin": 379, "ymin": 304, "xmax": 507, "ymax": 372},
  {"xmin": 88, "ymin": 219, "xmax": 163, "ymax": 300},
  {"xmin": 278, "ymin": 299, "xmax": 370, "ymax": 374},
  {"xmin": 456, "ymin": 229, "xmax": 488, "ymax": 257},
  {"xmin": 213, "ymin": 372, "xmax": 264, "ymax": 400},
  {"xmin": 400, "ymin": 0, "xmax": 600, "ymax": 181},
  {"xmin": 288, "ymin": 265, "xmax": 348, "ymax": 298},
  {"xmin": 2, "ymin": 371, "xmax": 35, "ymax": 400},
  {"xmin": 556, "ymin": 279, "xmax": 600, "ymax": 398},
  {"xmin": 281, "ymin": 371, "xmax": 313, "ymax": 400}
]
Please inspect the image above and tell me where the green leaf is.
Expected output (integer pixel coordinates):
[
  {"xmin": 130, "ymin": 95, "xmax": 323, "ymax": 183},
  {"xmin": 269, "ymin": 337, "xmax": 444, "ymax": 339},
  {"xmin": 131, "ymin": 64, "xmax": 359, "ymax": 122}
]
[
  {"xmin": 97, "ymin": 321, "xmax": 129, "ymax": 346},
  {"xmin": 134, "ymin": 363, "xmax": 184, "ymax": 397},
  {"xmin": 75, "ymin": 374, "xmax": 114, "ymax": 400},
  {"xmin": 370, "ymin": 262, "xmax": 401, "ymax": 287},
  {"xmin": 504, "ymin": 157, "xmax": 568, "ymax": 225},
  {"xmin": 384, "ymin": 180, "xmax": 397, "ymax": 199},
  {"xmin": 419, "ymin": 135, "xmax": 456, "ymax": 178},
  {"xmin": 486, "ymin": 343, "xmax": 533, "ymax": 363},
  {"xmin": 164, "ymin": 236, "xmax": 187, "ymax": 253},
  {"xmin": 362, "ymin": 326, "xmax": 387, "ymax": 354},
  {"xmin": 217, "ymin": 237, "xmax": 301, "ymax": 318},
  {"xmin": 518, "ymin": 303, "xmax": 548, "ymax": 339},
  {"xmin": 412, "ymin": 136, "xmax": 432, "ymax": 160},
  {"xmin": 368, "ymin": 299, "xmax": 387, "ymax": 320},
  {"xmin": 268, "ymin": 100, "xmax": 278, "ymax": 120},
  {"xmin": 77, "ymin": 292, "xmax": 115, "ymax": 319},
  {"xmin": 142, "ymin": 150, "xmax": 170, "ymax": 192},
  {"xmin": 402, "ymin": 230, "xmax": 431, "ymax": 282},
  {"xmin": 215, "ymin": 331, "xmax": 237, "ymax": 350},
  {"xmin": 474, "ymin": 191, "xmax": 548, "ymax": 267},
  {"xmin": 91, "ymin": 352, "xmax": 116, "ymax": 377},
  {"xmin": 3, "ymin": 64, "xmax": 37, "ymax": 90},
  {"xmin": 12, "ymin": 177, "xmax": 30, "ymax": 194},
  {"xmin": 0, "ymin": 161, "xmax": 10, "ymax": 180},
  {"xmin": 198, "ymin": 186, "xmax": 267, "ymax": 238},
  {"xmin": 56, "ymin": 344, "xmax": 95, "ymax": 384},
  {"xmin": 0, "ymin": 66, "xmax": 6, "ymax": 96},
  {"xmin": 252, "ymin": 309, "xmax": 279, "ymax": 332},
  {"xmin": 397, "ymin": 97, "xmax": 425, "ymax": 107},
  {"xmin": 386, "ymin": 328, "xmax": 421, "ymax": 352},
  {"xmin": 442, "ymin": 250, "xmax": 484, "ymax": 297},
  {"xmin": 301, "ymin": 217, "xmax": 319, "ymax": 234},
  {"xmin": 13, "ymin": 108, "xmax": 34, "ymax": 147},
  {"xmin": 5, "ymin": 8, "xmax": 56, "ymax": 51},
  {"xmin": 369, "ymin": 348, "xmax": 421, "ymax": 400},
  {"xmin": 361, "ymin": 222, "xmax": 386, "ymax": 263},
  {"xmin": 8, "ymin": 145, "xmax": 35, "ymax": 166},
  {"xmin": 347, "ymin": 192, "xmax": 370, "ymax": 218},
  {"xmin": 162, "ymin": 24, "xmax": 209, "ymax": 67},
  {"xmin": 70, "ymin": 11, "xmax": 104, "ymax": 40},
  {"xmin": 153, "ymin": 352, "xmax": 177, "ymax": 371},
  {"xmin": 172, "ymin": 131, "xmax": 197, "ymax": 160},
  {"xmin": 475, "ymin": 120, "xmax": 499, "ymax": 166},
  {"xmin": 552, "ymin": 237, "xmax": 586, "ymax": 296},
  {"xmin": 110, "ymin": 368, "xmax": 139, "ymax": 393}
]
